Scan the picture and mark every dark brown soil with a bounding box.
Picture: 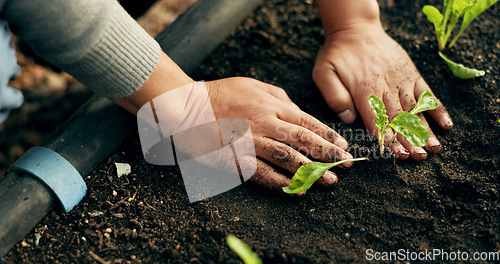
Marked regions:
[4,0,499,263]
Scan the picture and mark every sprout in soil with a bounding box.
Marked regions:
[226,235,262,264]
[282,158,369,194]
[368,90,439,155]
[422,0,498,78]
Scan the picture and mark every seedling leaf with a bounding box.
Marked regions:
[282,158,368,194]
[388,112,429,147]
[450,0,499,47]
[438,52,485,78]
[410,90,440,115]
[451,0,477,17]
[462,0,498,30]
[226,235,262,264]
[368,95,388,132]
[422,5,444,33]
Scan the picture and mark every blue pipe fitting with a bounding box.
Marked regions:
[8,146,87,212]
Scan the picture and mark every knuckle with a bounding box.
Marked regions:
[271,144,295,164]
[312,66,331,82]
[295,127,310,145]
[276,88,288,98]
[298,113,311,128]
[255,163,271,179]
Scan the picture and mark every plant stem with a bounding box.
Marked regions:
[378,125,388,155]
[327,157,370,170]
[440,14,460,50]
[378,133,385,155]
[388,133,397,148]
[441,0,452,32]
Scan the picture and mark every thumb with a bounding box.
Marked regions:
[312,64,356,123]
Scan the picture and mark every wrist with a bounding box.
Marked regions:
[112,52,194,114]
[315,0,382,38]
[323,21,385,43]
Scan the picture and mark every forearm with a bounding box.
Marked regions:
[111,52,194,115]
[315,0,382,36]
[2,0,167,98]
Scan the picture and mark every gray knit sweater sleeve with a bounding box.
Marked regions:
[1,0,161,98]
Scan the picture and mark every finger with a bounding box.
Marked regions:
[248,159,304,195]
[270,120,354,168]
[383,90,404,122]
[352,88,383,138]
[414,77,453,130]
[255,138,338,186]
[277,105,348,150]
[385,129,410,160]
[399,90,417,112]
[419,114,442,153]
[256,81,293,103]
[312,63,356,123]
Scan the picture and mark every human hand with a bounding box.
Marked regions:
[205,77,353,193]
[312,23,453,161]
[114,53,352,194]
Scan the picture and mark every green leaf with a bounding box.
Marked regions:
[226,235,262,264]
[282,158,369,194]
[422,5,444,32]
[438,52,485,78]
[368,95,388,132]
[410,90,440,115]
[388,112,429,147]
[462,0,498,30]
[450,0,499,47]
[452,0,477,16]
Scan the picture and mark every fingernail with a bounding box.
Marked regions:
[426,137,442,153]
[338,109,356,124]
[400,146,409,154]
[335,137,348,150]
[415,147,426,155]
[296,191,306,196]
[428,137,440,147]
[412,147,427,161]
[397,146,410,159]
[341,152,354,167]
[442,115,453,129]
[322,170,338,185]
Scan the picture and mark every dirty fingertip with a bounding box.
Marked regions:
[440,114,454,130]
[334,137,348,150]
[425,137,442,153]
[339,152,354,168]
[322,170,338,185]
[393,144,409,160]
[338,109,356,124]
[411,147,428,161]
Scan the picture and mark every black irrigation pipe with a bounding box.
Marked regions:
[0,0,262,257]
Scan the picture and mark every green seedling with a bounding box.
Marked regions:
[422,0,497,78]
[368,90,439,155]
[226,235,262,264]
[282,158,369,194]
